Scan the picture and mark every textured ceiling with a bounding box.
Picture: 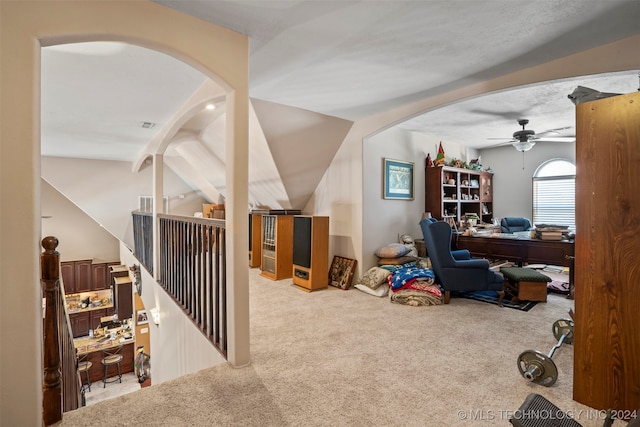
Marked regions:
[39,1,640,208]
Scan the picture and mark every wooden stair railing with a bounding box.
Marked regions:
[131,212,228,357]
[42,236,81,426]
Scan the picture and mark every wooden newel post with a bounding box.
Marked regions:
[41,236,62,426]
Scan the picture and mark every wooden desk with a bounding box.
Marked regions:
[457,233,574,267]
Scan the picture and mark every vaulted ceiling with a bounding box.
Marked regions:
[40,0,640,209]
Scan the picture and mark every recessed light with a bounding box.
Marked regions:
[140,121,156,129]
[206,104,215,110]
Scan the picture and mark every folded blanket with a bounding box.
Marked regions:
[390,289,443,306]
[389,267,435,290]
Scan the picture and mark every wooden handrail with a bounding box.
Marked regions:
[132,212,228,357]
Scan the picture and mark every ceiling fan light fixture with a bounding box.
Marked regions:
[513,140,535,152]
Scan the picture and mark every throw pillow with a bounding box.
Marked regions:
[374,243,411,259]
[355,283,389,297]
[377,256,417,265]
[356,266,392,290]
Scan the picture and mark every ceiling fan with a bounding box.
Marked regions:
[488,119,575,152]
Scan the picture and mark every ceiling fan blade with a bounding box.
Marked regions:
[485,140,516,149]
[487,137,513,140]
[532,136,575,142]
[469,108,527,120]
[534,126,574,137]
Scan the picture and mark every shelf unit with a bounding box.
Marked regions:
[260,214,294,280]
[425,166,493,226]
[249,213,262,268]
[291,216,329,292]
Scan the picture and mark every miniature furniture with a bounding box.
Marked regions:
[500,267,551,302]
[420,218,504,304]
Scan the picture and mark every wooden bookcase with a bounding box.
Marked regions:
[260,214,294,280]
[425,166,493,226]
[249,213,262,268]
[291,216,329,292]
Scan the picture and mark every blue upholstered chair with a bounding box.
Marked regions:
[420,218,504,304]
[500,217,532,233]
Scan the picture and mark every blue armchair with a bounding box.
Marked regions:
[500,217,532,233]
[420,218,504,304]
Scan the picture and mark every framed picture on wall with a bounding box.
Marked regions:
[136,309,149,326]
[383,158,414,200]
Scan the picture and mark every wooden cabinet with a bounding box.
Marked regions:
[573,91,640,412]
[74,260,92,292]
[69,307,116,338]
[249,213,262,268]
[70,312,90,338]
[62,260,120,294]
[89,308,108,331]
[61,259,92,294]
[60,261,75,294]
[260,215,294,280]
[425,166,493,226]
[291,216,329,291]
[113,276,133,321]
[91,263,109,290]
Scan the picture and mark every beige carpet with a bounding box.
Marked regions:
[61,268,622,426]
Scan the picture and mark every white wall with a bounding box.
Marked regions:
[479,142,576,222]
[1,2,249,424]
[119,245,227,384]
[42,157,207,249]
[361,128,478,270]
[41,179,120,262]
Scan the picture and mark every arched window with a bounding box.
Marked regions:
[532,159,575,229]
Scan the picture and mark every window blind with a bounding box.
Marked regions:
[532,175,575,229]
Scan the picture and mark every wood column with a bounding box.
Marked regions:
[41,237,62,425]
[573,90,640,412]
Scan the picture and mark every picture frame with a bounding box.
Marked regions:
[328,256,357,290]
[383,158,414,200]
[136,309,149,325]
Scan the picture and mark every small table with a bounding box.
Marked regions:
[501,267,551,302]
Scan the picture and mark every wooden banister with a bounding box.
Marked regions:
[41,236,81,426]
[132,212,228,357]
[42,236,63,425]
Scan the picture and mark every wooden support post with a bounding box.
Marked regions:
[41,236,62,426]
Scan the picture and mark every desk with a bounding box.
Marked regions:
[456,233,574,267]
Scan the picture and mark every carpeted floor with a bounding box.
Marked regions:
[61,268,624,427]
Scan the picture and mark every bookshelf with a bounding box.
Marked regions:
[425,166,493,226]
